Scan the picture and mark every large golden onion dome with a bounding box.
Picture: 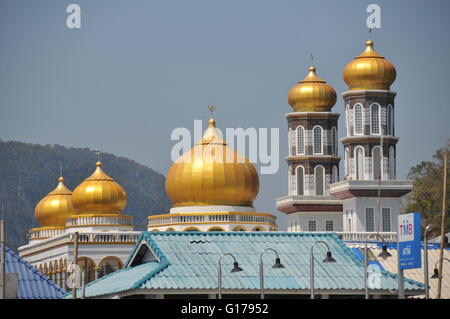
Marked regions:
[166,118,259,207]
[35,176,75,227]
[343,40,396,91]
[72,161,127,214]
[288,66,337,112]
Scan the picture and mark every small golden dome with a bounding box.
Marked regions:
[35,176,75,227]
[166,118,259,207]
[288,66,337,112]
[343,40,396,91]
[72,161,127,214]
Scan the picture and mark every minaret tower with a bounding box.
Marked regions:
[341,40,397,181]
[276,65,343,232]
[330,40,413,234]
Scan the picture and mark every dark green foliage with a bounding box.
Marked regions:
[404,139,450,237]
[0,140,171,250]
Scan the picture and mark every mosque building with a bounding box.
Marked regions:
[147,117,278,232]
[277,39,413,237]
[17,38,417,295]
[18,161,141,290]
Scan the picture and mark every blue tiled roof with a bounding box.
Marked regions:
[350,247,386,271]
[66,232,425,298]
[376,242,450,250]
[5,247,65,299]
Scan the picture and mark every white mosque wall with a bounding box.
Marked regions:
[286,211,343,232]
[341,197,402,233]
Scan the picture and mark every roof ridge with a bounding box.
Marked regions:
[131,233,170,289]
[61,262,137,299]
[145,230,347,237]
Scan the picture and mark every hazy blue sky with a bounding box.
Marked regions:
[1,0,449,229]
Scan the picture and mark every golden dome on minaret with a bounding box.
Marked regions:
[35,176,75,227]
[72,161,127,214]
[343,40,396,91]
[288,66,337,112]
[165,117,259,207]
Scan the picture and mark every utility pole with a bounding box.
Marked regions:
[424,225,432,299]
[72,232,79,299]
[437,153,448,299]
[397,238,405,299]
[81,267,86,299]
[0,220,5,299]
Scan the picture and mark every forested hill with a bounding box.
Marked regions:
[0,140,171,250]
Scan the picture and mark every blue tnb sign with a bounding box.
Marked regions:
[398,212,422,269]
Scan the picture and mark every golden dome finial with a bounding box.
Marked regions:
[208,118,216,128]
[343,39,396,91]
[59,163,63,180]
[207,105,216,128]
[287,64,336,112]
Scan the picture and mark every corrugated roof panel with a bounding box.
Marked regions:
[67,232,425,298]
[5,247,64,299]
[372,246,450,298]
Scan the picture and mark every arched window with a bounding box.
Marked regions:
[372,146,382,180]
[296,166,304,195]
[313,126,323,154]
[315,166,325,195]
[296,126,305,155]
[371,104,380,134]
[331,127,337,155]
[289,168,295,195]
[389,146,395,179]
[77,257,96,285]
[289,128,295,156]
[355,146,365,180]
[98,256,124,278]
[387,105,394,135]
[354,104,363,135]
[252,226,266,231]
[346,105,350,136]
[207,226,225,232]
[332,165,338,184]
[345,147,349,177]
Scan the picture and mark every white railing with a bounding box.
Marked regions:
[148,213,277,227]
[66,215,133,227]
[336,231,397,242]
[75,233,140,243]
[29,228,65,240]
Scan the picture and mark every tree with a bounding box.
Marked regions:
[404,139,450,238]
